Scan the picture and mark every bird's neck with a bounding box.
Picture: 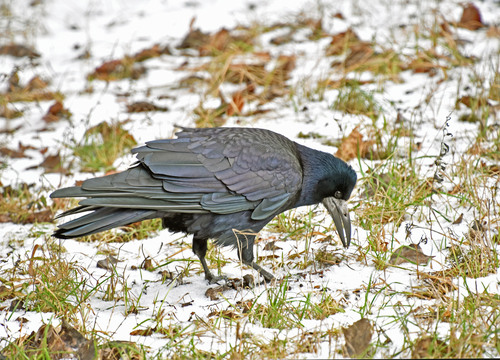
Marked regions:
[294,143,331,208]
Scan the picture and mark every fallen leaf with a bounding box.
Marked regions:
[343,318,373,357]
[177,27,210,50]
[335,126,375,162]
[133,44,171,62]
[130,328,154,336]
[99,341,143,360]
[326,29,360,56]
[263,241,282,251]
[467,219,485,243]
[42,100,70,123]
[37,154,66,174]
[226,90,245,116]
[205,285,231,300]
[141,257,155,271]
[3,321,94,360]
[0,43,40,58]
[458,3,483,31]
[412,336,448,358]
[20,209,53,224]
[389,244,433,266]
[26,76,48,91]
[0,147,26,158]
[97,255,120,270]
[243,274,255,288]
[126,101,168,113]
[452,213,464,225]
[343,42,374,70]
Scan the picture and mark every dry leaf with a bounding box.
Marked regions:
[205,284,231,300]
[467,219,485,243]
[458,3,483,31]
[335,126,375,162]
[0,43,40,58]
[130,328,154,336]
[389,244,433,266]
[263,241,282,251]
[412,336,448,358]
[133,44,170,62]
[37,154,66,174]
[226,90,245,116]
[42,100,70,123]
[343,318,373,357]
[343,42,374,70]
[97,255,120,270]
[0,147,26,158]
[3,321,94,360]
[452,213,464,225]
[326,29,360,56]
[141,257,155,271]
[20,209,53,224]
[126,101,168,113]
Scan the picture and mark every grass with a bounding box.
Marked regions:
[1,0,500,358]
[70,120,137,173]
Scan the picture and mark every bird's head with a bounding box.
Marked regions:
[317,158,357,248]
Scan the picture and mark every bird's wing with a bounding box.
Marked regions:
[171,127,303,219]
[53,128,303,220]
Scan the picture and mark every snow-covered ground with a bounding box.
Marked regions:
[1,0,499,358]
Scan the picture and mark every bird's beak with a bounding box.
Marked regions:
[322,197,351,248]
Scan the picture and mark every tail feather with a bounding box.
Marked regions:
[53,207,157,238]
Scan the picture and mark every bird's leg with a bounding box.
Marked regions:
[236,234,276,283]
[192,237,226,284]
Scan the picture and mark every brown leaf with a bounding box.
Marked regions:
[199,28,231,56]
[0,106,23,119]
[130,328,154,336]
[26,76,48,91]
[263,241,282,251]
[38,154,66,174]
[20,209,53,224]
[97,255,120,270]
[177,28,210,50]
[205,284,232,300]
[243,274,255,289]
[141,257,155,271]
[100,341,143,360]
[458,3,483,30]
[343,42,374,70]
[0,214,11,223]
[226,90,245,116]
[326,29,360,56]
[0,147,26,158]
[59,320,95,360]
[0,43,40,58]
[42,100,70,123]
[335,126,375,162]
[452,213,464,225]
[133,44,170,62]
[467,219,485,243]
[412,336,448,358]
[389,244,433,266]
[4,322,95,360]
[126,101,168,113]
[343,318,373,357]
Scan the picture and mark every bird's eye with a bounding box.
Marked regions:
[334,190,342,199]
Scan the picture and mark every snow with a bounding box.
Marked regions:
[1,0,499,357]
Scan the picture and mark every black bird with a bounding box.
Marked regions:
[51,127,357,283]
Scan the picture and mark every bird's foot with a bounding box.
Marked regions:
[205,272,228,285]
